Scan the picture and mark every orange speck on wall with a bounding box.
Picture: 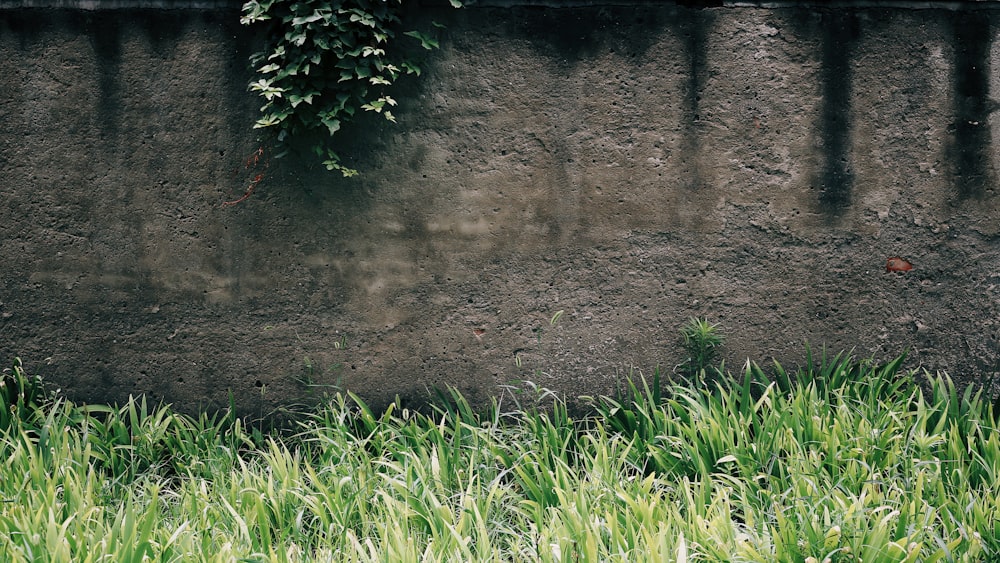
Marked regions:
[885,257,913,272]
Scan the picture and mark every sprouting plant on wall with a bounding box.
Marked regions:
[240,0,462,178]
[679,317,724,380]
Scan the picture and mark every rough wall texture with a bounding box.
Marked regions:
[2,3,999,415]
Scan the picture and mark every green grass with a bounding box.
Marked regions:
[0,353,997,562]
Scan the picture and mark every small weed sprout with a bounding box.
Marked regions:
[550,310,564,326]
[332,334,348,350]
[679,317,724,380]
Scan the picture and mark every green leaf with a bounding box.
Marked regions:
[249,79,286,100]
[348,11,375,27]
[401,61,421,76]
[291,12,324,26]
[253,115,281,128]
[321,116,341,135]
[404,30,438,50]
[245,0,465,175]
[266,45,285,60]
[288,92,315,108]
[715,454,738,465]
[323,153,358,177]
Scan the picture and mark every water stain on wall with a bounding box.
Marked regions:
[82,13,123,143]
[675,8,711,191]
[818,10,859,212]
[949,11,994,200]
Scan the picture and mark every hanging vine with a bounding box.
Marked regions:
[241,0,462,177]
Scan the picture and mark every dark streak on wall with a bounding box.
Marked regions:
[676,8,711,190]
[818,11,859,211]
[84,13,122,143]
[949,11,993,199]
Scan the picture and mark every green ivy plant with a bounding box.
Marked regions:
[241,0,461,177]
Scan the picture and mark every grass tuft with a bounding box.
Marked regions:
[1,353,998,561]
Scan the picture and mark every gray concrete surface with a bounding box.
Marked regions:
[2,3,998,415]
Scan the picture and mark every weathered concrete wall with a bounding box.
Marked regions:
[2,3,999,414]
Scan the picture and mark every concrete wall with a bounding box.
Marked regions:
[2,2,999,414]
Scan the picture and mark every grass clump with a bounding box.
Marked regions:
[1,354,998,561]
[679,317,724,381]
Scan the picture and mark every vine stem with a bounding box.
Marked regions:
[223,147,269,207]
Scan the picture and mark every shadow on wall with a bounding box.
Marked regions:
[501,6,715,192]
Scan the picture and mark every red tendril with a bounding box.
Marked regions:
[223,147,269,206]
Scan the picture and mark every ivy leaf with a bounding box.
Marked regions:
[321,116,341,135]
[404,30,438,50]
[291,12,324,26]
[267,45,286,60]
[288,92,316,108]
[323,150,358,177]
[249,79,286,100]
[254,111,287,128]
[243,0,462,176]
[286,31,308,46]
[361,96,396,114]
[240,13,270,25]
[240,0,272,24]
[347,10,375,27]
[401,61,421,76]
